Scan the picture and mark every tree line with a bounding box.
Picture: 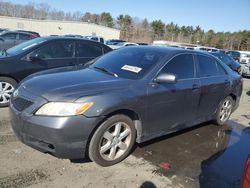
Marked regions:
[0,1,249,50]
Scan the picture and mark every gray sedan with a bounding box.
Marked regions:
[10,46,242,166]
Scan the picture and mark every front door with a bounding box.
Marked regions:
[146,54,200,136]
[23,40,76,78]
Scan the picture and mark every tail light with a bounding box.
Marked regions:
[242,157,250,188]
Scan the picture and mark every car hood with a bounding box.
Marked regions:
[21,68,133,102]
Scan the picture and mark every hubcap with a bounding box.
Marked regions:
[219,99,232,122]
[99,122,132,161]
[0,82,15,104]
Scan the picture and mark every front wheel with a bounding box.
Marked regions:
[88,115,136,166]
[0,77,17,107]
[214,96,234,126]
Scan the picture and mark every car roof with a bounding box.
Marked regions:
[39,36,112,49]
[126,45,215,57]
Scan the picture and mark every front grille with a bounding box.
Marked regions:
[12,97,33,111]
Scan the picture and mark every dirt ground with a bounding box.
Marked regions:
[0,78,249,188]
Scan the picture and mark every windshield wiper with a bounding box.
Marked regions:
[93,66,118,77]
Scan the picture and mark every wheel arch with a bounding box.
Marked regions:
[229,93,237,102]
[84,108,143,158]
[0,75,19,83]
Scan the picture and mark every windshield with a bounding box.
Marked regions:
[212,53,233,64]
[6,37,47,55]
[90,47,166,80]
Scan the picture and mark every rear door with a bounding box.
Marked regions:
[23,40,76,77]
[76,41,104,66]
[147,54,201,134]
[17,33,33,44]
[195,54,229,119]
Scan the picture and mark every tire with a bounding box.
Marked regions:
[88,114,136,166]
[0,77,17,107]
[214,96,234,126]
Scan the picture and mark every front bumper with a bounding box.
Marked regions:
[9,89,102,159]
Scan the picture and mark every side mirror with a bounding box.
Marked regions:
[154,73,177,84]
[28,52,40,61]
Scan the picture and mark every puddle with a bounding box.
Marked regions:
[133,121,250,187]
[0,169,49,188]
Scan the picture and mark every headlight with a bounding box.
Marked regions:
[35,102,93,116]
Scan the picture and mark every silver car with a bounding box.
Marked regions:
[242,62,250,77]
[0,31,36,51]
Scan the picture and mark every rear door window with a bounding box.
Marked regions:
[76,42,103,57]
[19,33,32,40]
[160,54,195,80]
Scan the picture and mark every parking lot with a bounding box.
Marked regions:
[0,78,249,188]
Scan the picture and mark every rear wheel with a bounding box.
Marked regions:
[214,96,234,126]
[88,115,136,166]
[0,77,17,107]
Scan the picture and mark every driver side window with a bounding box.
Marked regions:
[31,41,74,59]
[160,54,195,80]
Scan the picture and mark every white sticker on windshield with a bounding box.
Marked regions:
[121,65,142,73]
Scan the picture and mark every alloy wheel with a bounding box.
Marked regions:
[0,81,15,104]
[219,99,232,122]
[99,122,132,161]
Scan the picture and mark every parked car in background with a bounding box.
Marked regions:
[226,50,241,62]
[0,36,112,106]
[64,34,83,38]
[0,28,9,33]
[85,36,104,44]
[195,46,219,52]
[242,62,250,78]
[137,42,149,45]
[109,42,139,49]
[105,39,126,45]
[0,31,37,51]
[10,46,242,166]
[210,52,241,73]
[16,30,40,37]
[240,53,250,64]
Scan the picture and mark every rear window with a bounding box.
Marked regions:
[212,53,233,64]
[197,55,224,77]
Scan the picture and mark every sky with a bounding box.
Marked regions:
[6,0,250,32]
